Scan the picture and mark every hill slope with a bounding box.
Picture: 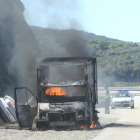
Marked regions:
[30,26,140,86]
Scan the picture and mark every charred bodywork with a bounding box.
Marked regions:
[14,57,99,129]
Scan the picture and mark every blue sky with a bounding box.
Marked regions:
[21,0,140,42]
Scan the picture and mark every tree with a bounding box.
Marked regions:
[98,39,108,50]
[124,53,131,60]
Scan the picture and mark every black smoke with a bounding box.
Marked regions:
[0,0,41,96]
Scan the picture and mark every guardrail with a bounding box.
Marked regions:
[98,87,140,96]
[133,93,140,96]
[98,87,140,91]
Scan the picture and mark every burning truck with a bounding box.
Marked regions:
[14,57,100,130]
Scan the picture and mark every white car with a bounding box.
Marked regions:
[110,90,134,109]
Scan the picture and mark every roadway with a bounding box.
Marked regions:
[93,93,140,140]
[97,89,140,108]
[0,90,140,140]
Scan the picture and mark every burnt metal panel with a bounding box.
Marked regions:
[38,57,96,65]
[41,96,86,103]
[14,87,38,128]
[49,121,75,126]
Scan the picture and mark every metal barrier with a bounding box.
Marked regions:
[98,87,140,96]
[98,87,140,91]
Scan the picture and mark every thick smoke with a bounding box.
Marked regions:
[0,0,41,96]
[31,1,90,82]
[22,0,88,57]
[0,0,91,98]
[10,1,40,95]
[59,30,89,57]
[48,30,90,82]
[0,0,90,99]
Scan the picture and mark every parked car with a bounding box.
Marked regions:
[110,90,134,109]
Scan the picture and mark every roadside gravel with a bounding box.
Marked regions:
[0,129,101,140]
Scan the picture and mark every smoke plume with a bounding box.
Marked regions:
[0,0,91,98]
[24,0,90,83]
[0,0,41,96]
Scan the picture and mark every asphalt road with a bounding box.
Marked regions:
[0,91,140,140]
[96,90,140,108]
[92,96,140,140]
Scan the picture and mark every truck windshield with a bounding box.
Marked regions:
[40,86,85,103]
[45,86,85,97]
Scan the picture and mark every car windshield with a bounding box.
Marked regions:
[114,91,131,97]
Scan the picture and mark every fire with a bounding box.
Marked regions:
[77,126,85,129]
[46,87,66,96]
[90,121,96,128]
[45,79,49,81]
[80,126,85,129]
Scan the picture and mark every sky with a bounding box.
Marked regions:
[21,0,140,42]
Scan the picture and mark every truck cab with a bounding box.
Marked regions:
[14,57,99,129]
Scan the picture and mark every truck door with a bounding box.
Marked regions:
[14,87,38,128]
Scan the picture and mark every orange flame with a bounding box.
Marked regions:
[45,79,49,81]
[90,121,96,128]
[80,126,85,129]
[46,87,66,96]
[77,125,85,129]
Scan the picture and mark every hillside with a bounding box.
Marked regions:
[30,26,140,86]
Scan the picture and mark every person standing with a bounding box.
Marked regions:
[104,85,110,114]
